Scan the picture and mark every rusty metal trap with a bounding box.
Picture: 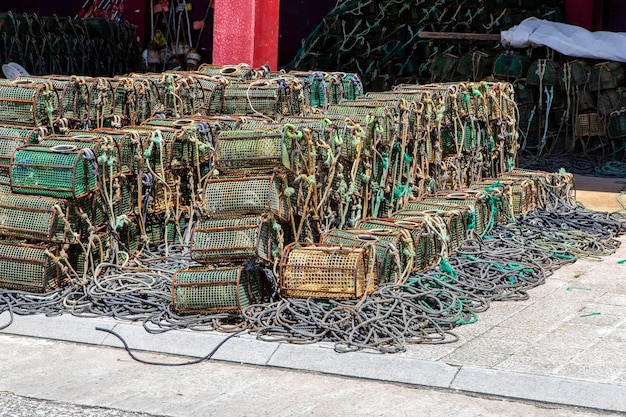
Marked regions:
[472,177,538,216]
[279,242,377,299]
[0,193,79,243]
[0,125,47,171]
[10,144,99,199]
[0,82,59,128]
[172,266,263,314]
[0,241,65,292]
[221,78,305,119]
[215,127,301,173]
[320,228,414,284]
[191,214,282,264]
[202,174,291,222]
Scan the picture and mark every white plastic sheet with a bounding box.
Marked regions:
[501,18,626,63]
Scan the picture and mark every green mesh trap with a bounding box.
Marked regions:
[10,145,99,199]
[280,242,377,299]
[416,191,491,237]
[0,193,78,242]
[338,72,364,101]
[392,208,467,254]
[607,111,626,139]
[68,129,142,175]
[222,78,305,119]
[0,83,59,127]
[198,63,258,80]
[202,174,290,222]
[320,228,414,284]
[575,113,607,138]
[112,77,160,125]
[526,60,559,86]
[39,136,121,180]
[216,128,297,173]
[191,214,280,264]
[493,52,530,79]
[597,88,626,117]
[589,61,625,92]
[0,241,63,292]
[355,217,438,272]
[559,60,590,88]
[172,266,263,314]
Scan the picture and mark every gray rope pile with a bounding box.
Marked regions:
[1,203,624,354]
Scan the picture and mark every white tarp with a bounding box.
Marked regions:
[501,17,626,63]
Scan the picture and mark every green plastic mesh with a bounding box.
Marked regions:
[203,175,290,221]
[493,52,530,79]
[40,136,121,179]
[68,129,140,175]
[112,78,160,125]
[526,60,559,86]
[589,62,625,92]
[0,84,59,127]
[0,193,77,242]
[597,88,626,117]
[338,73,364,101]
[191,215,277,264]
[11,145,98,199]
[320,228,411,284]
[0,242,62,292]
[416,194,490,237]
[172,266,262,314]
[607,112,626,139]
[280,243,376,299]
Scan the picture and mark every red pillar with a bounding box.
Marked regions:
[565,0,596,31]
[212,0,280,70]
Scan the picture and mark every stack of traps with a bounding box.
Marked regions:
[0,65,575,312]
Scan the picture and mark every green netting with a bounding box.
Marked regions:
[0,193,77,242]
[392,208,467,254]
[191,215,277,264]
[11,145,98,199]
[607,112,626,139]
[0,241,62,292]
[40,136,121,179]
[198,63,258,80]
[172,266,262,314]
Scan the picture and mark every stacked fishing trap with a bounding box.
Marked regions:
[0,62,578,319]
[0,12,141,77]
[287,0,626,162]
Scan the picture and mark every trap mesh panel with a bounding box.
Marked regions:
[607,111,626,139]
[39,136,121,179]
[492,52,530,79]
[112,77,160,125]
[188,74,226,115]
[68,231,109,275]
[124,126,173,171]
[0,83,59,127]
[69,129,142,175]
[356,217,437,272]
[216,129,296,172]
[87,178,133,227]
[338,73,364,101]
[191,215,278,264]
[416,193,490,237]
[0,193,77,242]
[0,241,62,292]
[280,243,377,299]
[392,209,467,254]
[198,63,258,80]
[0,127,42,171]
[156,73,200,116]
[222,79,304,119]
[327,104,394,146]
[203,175,290,221]
[472,178,537,215]
[526,60,559,86]
[589,62,625,92]
[172,266,262,314]
[320,228,412,284]
[10,145,98,199]
[597,88,626,117]
[559,60,589,88]
[575,113,607,138]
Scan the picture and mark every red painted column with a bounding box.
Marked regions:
[212,0,280,69]
[565,0,595,30]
